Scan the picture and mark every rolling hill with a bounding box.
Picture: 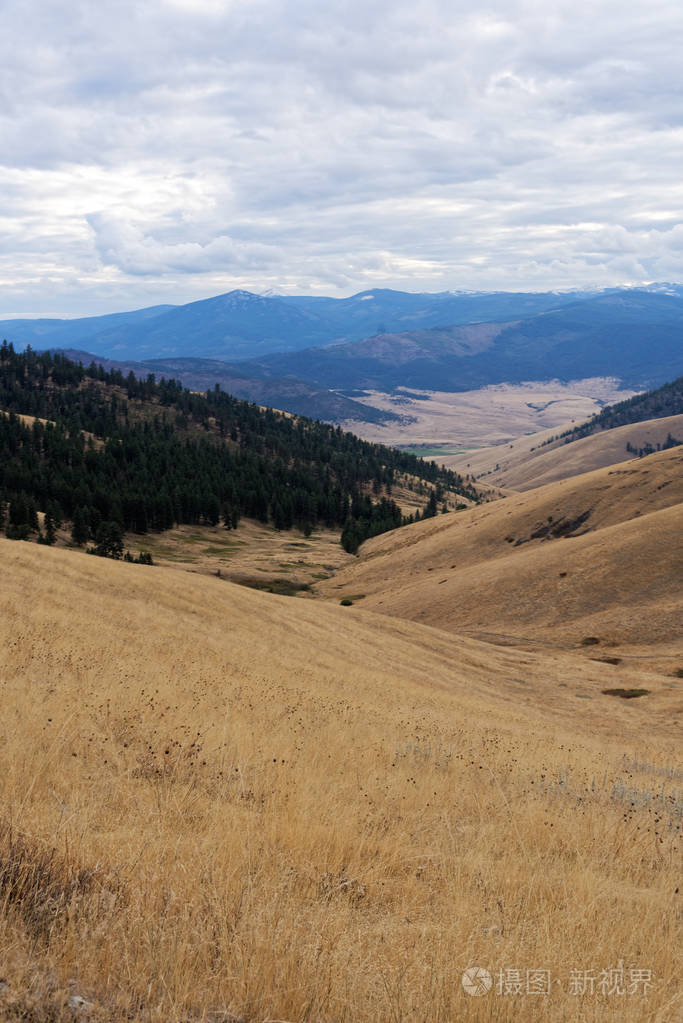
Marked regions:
[1,315,681,1021]
[0,528,680,1021]
[55,349,396,424]
[0,346,478,557]
[548,373,683,445]
[319,446,683,662]
[443,413,683,491]
[442,374,683,490]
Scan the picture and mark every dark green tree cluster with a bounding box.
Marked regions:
[0,343,479,552]
[340,487,445,554]
[341,496,405,554]
[625,433,682,458]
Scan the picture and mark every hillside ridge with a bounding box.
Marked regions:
[443,412,683,490]
[319,446,683,663]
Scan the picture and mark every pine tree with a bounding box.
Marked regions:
[44,510,57,545]
[423,490,438,518]
[71,507,90,546]
[341,519,361,555]
[92,521,124,559]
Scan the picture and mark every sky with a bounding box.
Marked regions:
[2,0,683,317]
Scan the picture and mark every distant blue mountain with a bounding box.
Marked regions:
[1,286,680,396]
[0,287,618,362]
[1,291,348,361]
[278,287,609,335]
[0,305,173,351]
[245,291,683,393]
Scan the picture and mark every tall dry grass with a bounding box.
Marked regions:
[0,539,680,1021]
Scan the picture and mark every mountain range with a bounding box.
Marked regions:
[2,285,682,425]
[247,291,683,393]
[0,287,615,361]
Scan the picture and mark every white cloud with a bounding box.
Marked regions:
[1,0,683,314]
[86,213,281,275]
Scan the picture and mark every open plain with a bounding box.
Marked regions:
[340,378,635,454]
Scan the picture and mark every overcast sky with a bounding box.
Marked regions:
[2,0,683,316]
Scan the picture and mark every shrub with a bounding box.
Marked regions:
[601,688,650,699]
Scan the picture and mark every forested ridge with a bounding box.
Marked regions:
[544,374,683,447]
[0,343,478,554]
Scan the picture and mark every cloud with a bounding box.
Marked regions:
[86,214,281,276]
[1,0,683,314]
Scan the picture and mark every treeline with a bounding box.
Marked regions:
[625,433,682,458]
[340,489,443,554]
[541,375,683,447]
[0,343,478,552]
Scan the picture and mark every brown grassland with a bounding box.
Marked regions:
[340,379,633,453]
[0,449,681,1021]
[441,414,683,492]
[320,447,683,671]
[39,471,460,597]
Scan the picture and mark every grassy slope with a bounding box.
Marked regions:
[442,413,683,491]
[319,447,683,669]
[0,537,680,1021]
[117,472,461,592]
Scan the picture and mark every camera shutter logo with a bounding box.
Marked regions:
[462,967,493,996]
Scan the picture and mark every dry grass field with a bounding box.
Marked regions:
[119,518,353,595]
[1,499,681,1021]
[441,414,683,492]
[340,378,634,453]
[320,446,683,671]
[41,474,458,596]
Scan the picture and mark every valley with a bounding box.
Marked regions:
[0,306,681,1022]
[5,0,683,1013]
[1,523,680,1021]
[339,377,635,453]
